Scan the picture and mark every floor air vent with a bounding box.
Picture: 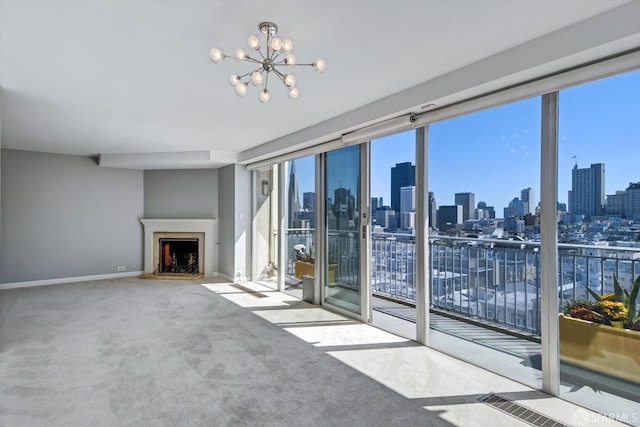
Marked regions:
[477,393,568,427]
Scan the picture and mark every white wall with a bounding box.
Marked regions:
[0,149,144,283]
[217,164,252,281]
[218,164,235,279]
[234,164,251,280]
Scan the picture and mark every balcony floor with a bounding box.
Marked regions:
[371,296,640,425]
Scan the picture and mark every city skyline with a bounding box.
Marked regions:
[291,70,639,214]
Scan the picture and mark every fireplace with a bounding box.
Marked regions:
[158,236,200,274]
[140,219,216,278]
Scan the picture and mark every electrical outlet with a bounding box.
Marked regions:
[117,266,125,271]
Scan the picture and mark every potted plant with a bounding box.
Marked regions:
[587,274,640,328]
[293,244,336,285]
[559,275,640,383]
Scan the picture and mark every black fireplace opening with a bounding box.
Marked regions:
[159,238,199,274]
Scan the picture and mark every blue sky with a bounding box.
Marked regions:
[293,70,639,213]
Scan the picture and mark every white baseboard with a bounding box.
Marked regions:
[0,271,144,290]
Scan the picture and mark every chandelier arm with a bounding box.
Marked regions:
[237,56,263,65]
[269,50,282,63]
[271,68,288,85]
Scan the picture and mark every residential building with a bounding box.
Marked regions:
[625,182,640,220]
[569,163,605,217]
[606,190,625,217]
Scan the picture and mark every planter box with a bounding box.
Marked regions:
[294,261,336,286]
[559,315,640,384]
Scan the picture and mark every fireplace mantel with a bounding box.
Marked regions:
[140,219,216,277]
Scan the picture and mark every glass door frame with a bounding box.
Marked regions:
[318,143,372,323]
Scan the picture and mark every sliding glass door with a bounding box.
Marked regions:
[323,144,369,317]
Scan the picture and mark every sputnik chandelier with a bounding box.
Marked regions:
[209,21,326,103]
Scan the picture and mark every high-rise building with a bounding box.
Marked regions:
[400,186,415,214]
[303,192,315,211]
[375,206,396,228]
[400,186,416,229]
[625,182,640,220]
[401,212,416,229]
[287,161,301,228]
[332,186,354,230]
[438,205,463,231]
[504,197,525,218]
[390,162,415,226]
[477,201,496,219]
[371,196,383,218]
[454,192,475,222]
[569,163,605,217]
[428,192,437,229]
[521,187,535,215]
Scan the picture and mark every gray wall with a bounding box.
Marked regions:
[143,169,218,219]
[144,169,219,274]
[218,164,235,279]
[0,149,144,283]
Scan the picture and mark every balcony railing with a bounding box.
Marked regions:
[285,228,640,336]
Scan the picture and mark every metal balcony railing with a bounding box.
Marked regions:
[284,228,640,336]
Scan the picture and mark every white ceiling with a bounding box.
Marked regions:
[1,0,638,169]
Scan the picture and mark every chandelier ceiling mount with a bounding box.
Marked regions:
[209,21,326,103]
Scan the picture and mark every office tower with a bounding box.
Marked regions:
[504,217,525,235]
[401,212,416,229]
[454,192,475,222]
[375,206,396,228]
[504,197,525,218]
[476,201,495,219]
[625,182,640,219]
[428,192,437,229]
[332,186,353,230]
[287,161,301,228]
[400,186,415,215]
[371,196,383,217]
[303,192,315,211]
[569,163,605,217]
[400,186,416,229]
[438,205,463,231]
[391,162,415,226]
[521,187,535,215]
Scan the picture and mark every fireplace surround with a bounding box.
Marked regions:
[140,219,216,277]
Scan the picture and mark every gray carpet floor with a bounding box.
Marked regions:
[0,278,451,427]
